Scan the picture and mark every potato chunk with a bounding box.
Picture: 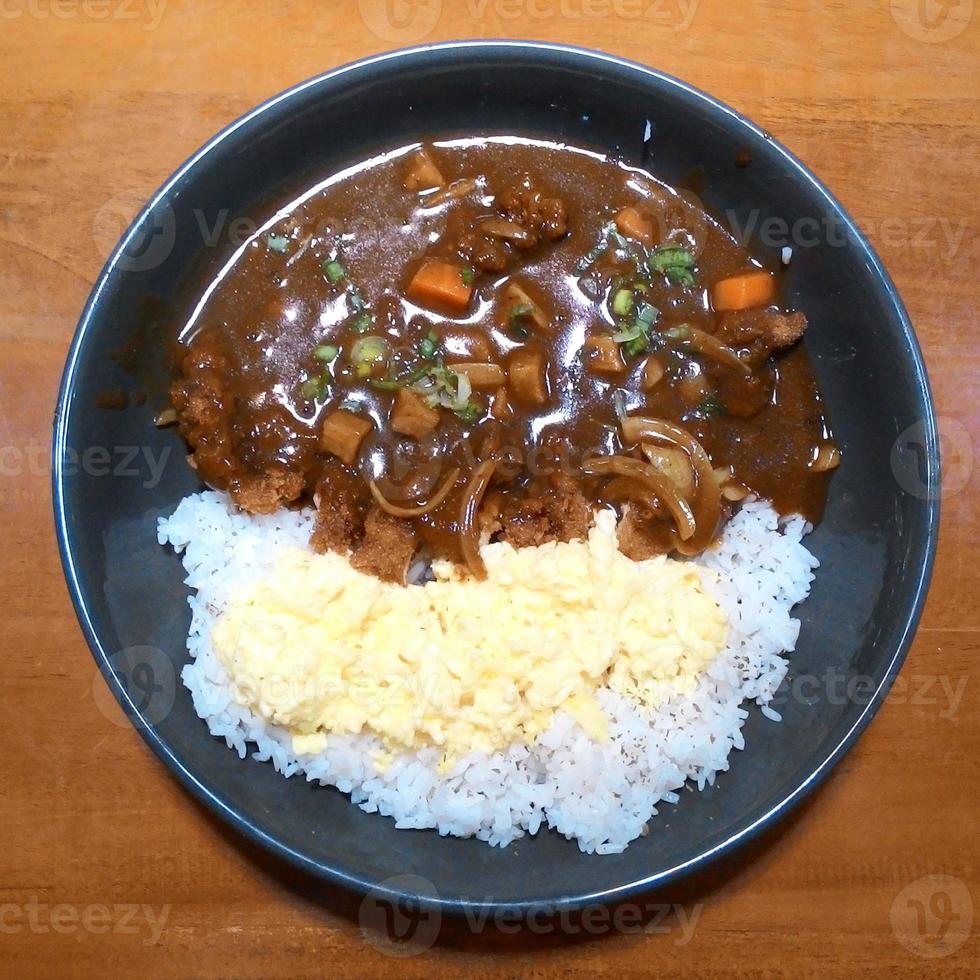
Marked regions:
[390,389,439,440]
[449,362,507,388]
[508,349,548,406]
[403,147,445,192]
[642,356,664,390]
[585,335,625,375]
[320,409,373,466]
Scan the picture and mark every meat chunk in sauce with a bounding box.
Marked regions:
[170,137,835,583]
[457,174,568,273]
[350,507,418,585]
[310,462,369,555]
[714,308,808,367]
[616,504,673,561]
[487,473,592,550]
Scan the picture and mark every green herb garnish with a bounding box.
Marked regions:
[697,393,726,417]
[612,303,660,358]
[418,330,440,359]
[266,234,289,254]
[351,311,373,333]
[299,373,331,401]
[611,288,634,316]
[453,400,483,423]
[313,344,338,362]
[322,258,346,284]
[461,266,476,286]
[508,303,534,339]
[648,246,696,287]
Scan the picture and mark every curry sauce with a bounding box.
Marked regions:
[170,136,837,581]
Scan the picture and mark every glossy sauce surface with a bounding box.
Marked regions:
[172,137,834,571]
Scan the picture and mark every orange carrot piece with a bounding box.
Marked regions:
[406,259,473,313]
[614,206,655,245]
[710,270,776,311]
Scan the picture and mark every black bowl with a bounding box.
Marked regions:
[54,42,939,916]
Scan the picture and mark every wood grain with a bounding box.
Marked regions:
[0,1,976,975]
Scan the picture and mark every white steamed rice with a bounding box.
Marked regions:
[158,492,817,854]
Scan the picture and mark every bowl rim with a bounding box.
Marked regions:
[53,39,940,916]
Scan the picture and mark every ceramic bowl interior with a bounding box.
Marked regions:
[54,42,938,913]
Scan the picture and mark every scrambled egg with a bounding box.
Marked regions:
[212,510,728,767]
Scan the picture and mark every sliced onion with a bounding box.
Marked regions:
[424,178,477,206]
[601,476,667,517]
[458,459,496,579]
[684,327,751,374]
[369,468,461,518]
[621,415,722,554]
[642,443,694,498]
[479,218,533,245]
[581,455,696,540]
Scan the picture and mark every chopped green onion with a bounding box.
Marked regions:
[666,266,696,287]
[350,335,390,369]
[648,246,697,287]
[349,286,366,310]
[265,234,289,253]
[454,400,482,423]
[461,266,476,286]
[313,344,338,362]
[351,311,373,333]
[623,334,651,359]
[611,288,633,316]
[322,258,346,284]
[665,324,692,341]
[509,303,534,338]
[418,330,440,359]
[299,373,330,401]
[649,246,695,271]
[636,302,659,326]
[339,397,360,412]
[697,393,726,417]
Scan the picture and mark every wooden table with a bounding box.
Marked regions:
[1,1,976,976]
